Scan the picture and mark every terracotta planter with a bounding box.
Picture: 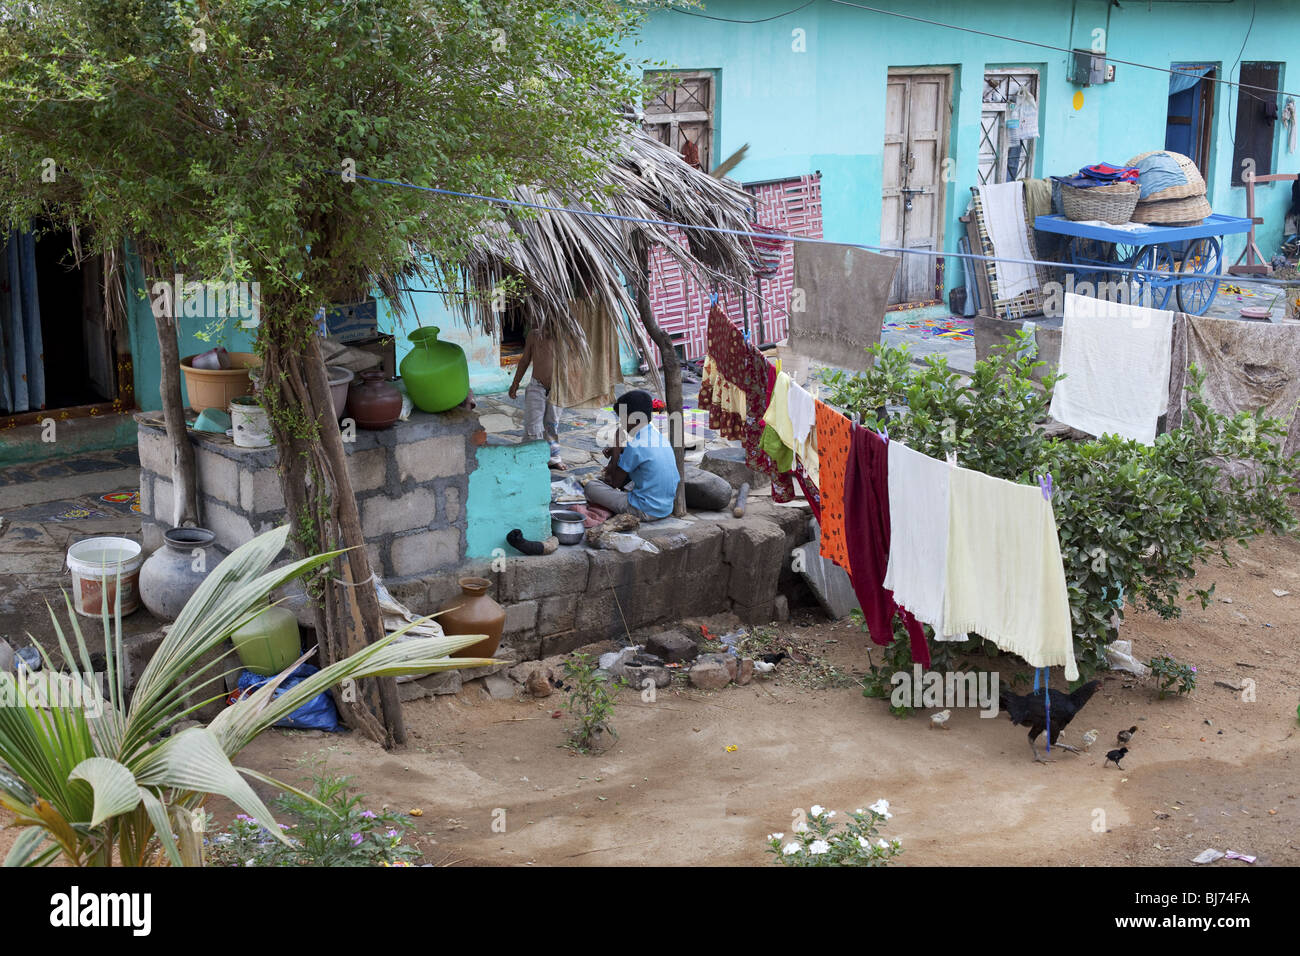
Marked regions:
[436,577,505,659]
[181,351,260,413]
[345,370,402,429]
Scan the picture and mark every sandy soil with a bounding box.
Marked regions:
[3,529,1297,867]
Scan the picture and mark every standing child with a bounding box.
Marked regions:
[508,327,564,469]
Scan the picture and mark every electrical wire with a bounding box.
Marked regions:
[671,0,1300,103]
[669,0,818,23]
[336,169,1297,289]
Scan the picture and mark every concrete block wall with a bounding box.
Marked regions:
[136,407,484,581]
[397,503,811,662]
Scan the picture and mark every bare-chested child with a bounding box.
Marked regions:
[508,327,564,469]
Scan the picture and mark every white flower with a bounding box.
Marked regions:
[793,820,808,833]
[809,840,831,855]
[810,805,825,817]
[767,833,784,841]
[782,843,801,856]
[825,810,836,819]
[869,799,892,819]
[854,808,865,816]
[877,839,889,849]
[857,836,870,849]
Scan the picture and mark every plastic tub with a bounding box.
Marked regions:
[66,536,142,618]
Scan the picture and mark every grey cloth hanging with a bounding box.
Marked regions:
[1,229,46,413]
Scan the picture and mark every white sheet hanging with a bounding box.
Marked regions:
[976,182,1038,300]
[1049,292,1174,445]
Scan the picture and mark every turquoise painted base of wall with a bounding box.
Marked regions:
[0,414,138,465]
[465,439,553,557]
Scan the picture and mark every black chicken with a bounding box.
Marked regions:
[1000,680,1102,763]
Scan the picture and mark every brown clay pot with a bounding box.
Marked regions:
[345,369,402,429]
[437,577,506,659]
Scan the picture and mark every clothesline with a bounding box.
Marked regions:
[336,170,1298,289]
[695,303,1079,680]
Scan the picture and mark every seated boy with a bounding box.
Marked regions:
[584,389,678,521]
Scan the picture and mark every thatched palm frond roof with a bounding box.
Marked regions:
[396,123,762,360]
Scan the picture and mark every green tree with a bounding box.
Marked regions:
[0,0,649,744]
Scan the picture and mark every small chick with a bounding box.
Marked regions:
[929,709,951,730]
[753,660,777,675]
[1104,746,1128,769]
[1117,725,1138,745]
[1080,729,1099,751]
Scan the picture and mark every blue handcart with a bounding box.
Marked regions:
[1033,213,1254,315]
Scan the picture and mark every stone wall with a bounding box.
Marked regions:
[135,407,484,582]
[401,502,812,661]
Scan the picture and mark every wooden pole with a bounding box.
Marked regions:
[634,241,687,517]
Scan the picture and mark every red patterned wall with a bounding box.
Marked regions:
[648,173,823,360]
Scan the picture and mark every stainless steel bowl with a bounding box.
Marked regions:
[550,509,586,546]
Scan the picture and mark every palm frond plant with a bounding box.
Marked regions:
[0,526,494,867]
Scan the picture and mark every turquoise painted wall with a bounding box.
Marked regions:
[626,0,1300,291]
[465,439,552,557]
[126,252,259,413]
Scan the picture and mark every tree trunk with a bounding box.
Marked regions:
[635,245,687,517]
[150,283,200,528]
[259,302,406,748]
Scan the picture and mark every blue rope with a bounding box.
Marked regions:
[1034,667,1052,753]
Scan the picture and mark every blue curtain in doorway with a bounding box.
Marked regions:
[0,229,46,413]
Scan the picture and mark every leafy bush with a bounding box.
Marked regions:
[562,653,623,753]
[826,335,1299,680]
[1148,656,1198,699]
[767,802,902,867]
[207,767,419,867]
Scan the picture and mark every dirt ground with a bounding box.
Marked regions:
[3,529,1297,867]
[214,529,1298,868]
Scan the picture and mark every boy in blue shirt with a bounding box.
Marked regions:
[584,389,678,521]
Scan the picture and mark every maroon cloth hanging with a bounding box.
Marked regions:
[842,425,931,667]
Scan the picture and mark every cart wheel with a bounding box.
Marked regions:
[1125,244,1176,311]
[1065,236,1120,286]
[1176,237,1222,315]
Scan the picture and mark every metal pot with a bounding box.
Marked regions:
[550,509,586,546]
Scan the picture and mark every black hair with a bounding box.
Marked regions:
[614,389,654,431]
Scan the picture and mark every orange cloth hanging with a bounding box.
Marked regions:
[815,399,852,573]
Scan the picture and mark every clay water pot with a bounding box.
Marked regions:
[139,527,222,620]
[400,326,469,412]
[345,369,403,429]
[436,577,506,659]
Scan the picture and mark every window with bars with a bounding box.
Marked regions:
[978,71,1039,185]
[644,70,715,172]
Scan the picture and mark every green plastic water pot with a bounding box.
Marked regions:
[400,326,469,413]
[230,605,301,676]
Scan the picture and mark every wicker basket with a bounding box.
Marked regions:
[1060,181,1139,224]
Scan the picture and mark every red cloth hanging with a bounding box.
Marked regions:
[842,425,931,667]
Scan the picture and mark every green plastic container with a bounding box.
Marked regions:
[230,605,301,676]
[400,326,469,413]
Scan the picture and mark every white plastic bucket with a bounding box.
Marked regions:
[230,396,271,448]
[66,537,142,618]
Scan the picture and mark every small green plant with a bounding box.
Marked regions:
[562,653,623,753]
[767,802,902,867]
[207,767,419,867]
[1148,656,1198,699]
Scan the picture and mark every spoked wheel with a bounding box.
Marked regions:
[1065,236,1121,285]
[1176,236,1222,315]
[1122,244,1176,310]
